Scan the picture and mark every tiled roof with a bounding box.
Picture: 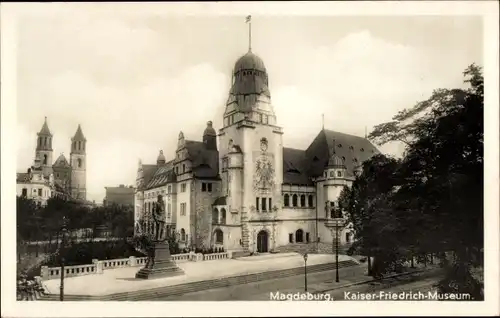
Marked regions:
[146,166,176,190]
[16,172,30,183]
[305,129,380,178]
[282,148,313,185]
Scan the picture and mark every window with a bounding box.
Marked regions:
[77,158,82,168]
[167,203,171,218]
[168,185,172,194]
[180,228,186,241]
[256,197,259,211]
[338,144,342,148]
[292,194,298,207]
[180,203,186,216]
[259,113,263,123]
[38,188,42,197]
[202,183,207,192]
[43,154,48,165]
[175,166,179,174]
[346,232,351,243]
[56,173,60,178]
[207,183,212,192]
[21,188,27,197]
[284,194,289,207]
[324,171,327,178]
[212,208,219,224]
[181,183,186,192]
[264,115,268,124]
[215,229,223,244]
[360,148,365,152]
[306,232,310,243]
[261,197,266,211]
[182,164,186,173]
[268,198,272,211]
[295,229,304,243]
[337,171,342,177]
[329,171,334,177]
[220,208,226,224]
[308,195,313,207]
[300,195,306,207]
[288,233,293,243]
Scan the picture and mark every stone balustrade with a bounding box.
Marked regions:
[40,252,230,280]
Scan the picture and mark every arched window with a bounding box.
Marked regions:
[214,229,223,244]
[295,229,304,243]
[77,158,82,168]
[220,208,226,224]
[284,194,289,207]
[43,154,48,165]
[292,194,298,207]
[308,195,314,207]
[180,228,186,241]
[44,137,47,146]
[300,195,306,207]
[21,188,27,197]
[212,208,219,224]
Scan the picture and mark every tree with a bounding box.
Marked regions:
[351,64,484,296]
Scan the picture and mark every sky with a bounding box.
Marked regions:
[15,14,483,203]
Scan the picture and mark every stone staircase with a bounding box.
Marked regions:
[275,242,351,255]
[39,259,359,301]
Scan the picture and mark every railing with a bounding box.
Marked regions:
[203,252,229,261]
[40,251,231,281]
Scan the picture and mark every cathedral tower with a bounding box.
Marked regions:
[35,117,54,177]
[70,124,87,200]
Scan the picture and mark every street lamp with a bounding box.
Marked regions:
[59,216,68,301]
[335,220,340,283]
[303,253,308,292]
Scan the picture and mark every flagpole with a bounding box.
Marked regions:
[248,18,252,52]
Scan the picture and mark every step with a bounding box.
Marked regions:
[40,260,358,301]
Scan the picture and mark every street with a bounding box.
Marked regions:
[154,265,442,301]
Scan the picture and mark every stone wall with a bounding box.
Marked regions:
[192,179,222,249]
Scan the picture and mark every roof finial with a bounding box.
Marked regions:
[333,139,336,155]
[246,15,252,52]
[322,113,324,130]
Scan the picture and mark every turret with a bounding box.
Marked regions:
[35,117,54,176]
[203,121,217,151]
[70,124,87,200]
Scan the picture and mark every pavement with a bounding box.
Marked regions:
[42,252,354,296]
[157,263,442,301]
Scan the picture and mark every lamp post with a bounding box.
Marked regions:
[59,216,68,301]
[335,221,340,283]
[303,253,308,292]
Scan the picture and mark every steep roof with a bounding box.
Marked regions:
[146,160,176,190]
[185,140,219,179]
[72,124,86,141]
[38,117,52,136]
[137,164,158,191]
[53,154,70,168]
[305,129,380,178]
[282,147,313,185]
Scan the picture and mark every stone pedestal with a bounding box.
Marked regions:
[135,242,184,279]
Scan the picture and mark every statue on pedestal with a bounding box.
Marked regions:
[152,195,166,242]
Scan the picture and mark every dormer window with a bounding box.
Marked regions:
[338,144,342,148]
[360,148,365,152]
[329,171,334,178]
[337,171,342,178]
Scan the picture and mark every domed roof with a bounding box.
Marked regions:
[234,51,267,73]
[328,154,346,169]
[203,121,216,136]
[157,150,166,165]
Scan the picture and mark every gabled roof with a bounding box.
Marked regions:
[184,140,219,179]
[137,164,158,191]
[146,160,176,190]
[53,154,70,168]
[305,129,380,178]
[282,147,313,185]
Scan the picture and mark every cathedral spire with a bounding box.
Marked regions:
[38,116,52,136]
[246,15,252,52]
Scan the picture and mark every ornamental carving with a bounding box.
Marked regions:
[253,154,275,192]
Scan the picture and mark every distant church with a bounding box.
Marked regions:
[16,117,88,204]
[135,24,380,253]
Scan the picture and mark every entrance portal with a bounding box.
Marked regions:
[256,230,269,253]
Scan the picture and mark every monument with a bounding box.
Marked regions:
[135,195,184,279]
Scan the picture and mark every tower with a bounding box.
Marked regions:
[219,16,284,252]
[70,124,87,200]
[35,117,54,177]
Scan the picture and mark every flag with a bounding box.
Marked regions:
[246,15,251,23]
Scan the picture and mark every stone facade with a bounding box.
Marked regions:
[134,49,380,253]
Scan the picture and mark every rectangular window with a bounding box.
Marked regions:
[306,232,310,243]
[168,185,172,194]
[256,197,259,211]
[38,189,42,196]
[264,115,268,124]
[268,198,272,211]
[259,113,263,123]
[202,183,207,192]
[207,183,212,192]
[181,183,186,192]
[180,203,186,216]
[261,197,266,211]
[289,233,293,243]
[167,204,171,218]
